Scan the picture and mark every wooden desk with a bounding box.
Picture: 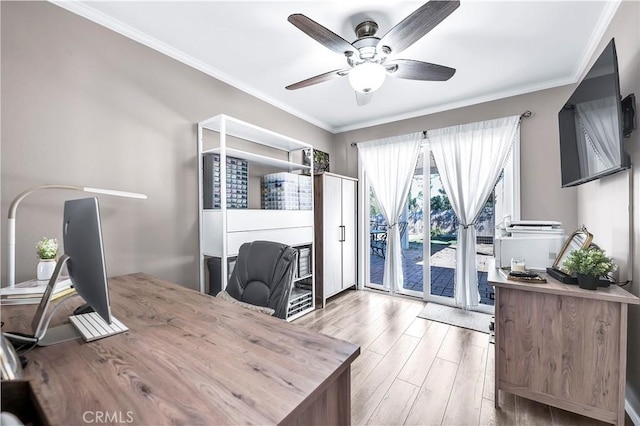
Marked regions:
[488,264,639,425]
[1,273,360,425]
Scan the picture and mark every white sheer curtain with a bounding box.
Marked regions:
[494,131,520,223]
[575,96,620,174]
[427,116,520,309]
[358,133,422,293]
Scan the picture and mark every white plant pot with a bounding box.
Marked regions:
[37,259,57,281]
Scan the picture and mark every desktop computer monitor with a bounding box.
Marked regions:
[26,197,112,344]
[6,197,124,347]
[63,197,111,324]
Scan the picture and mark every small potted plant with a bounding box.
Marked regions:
[36,237,58,281]
[562,246,613,290]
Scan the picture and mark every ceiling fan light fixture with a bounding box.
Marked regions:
[348,62,386,93]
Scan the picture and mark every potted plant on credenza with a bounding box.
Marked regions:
[562,246,613,290]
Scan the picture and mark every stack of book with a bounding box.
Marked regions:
[498,268,547,284]
[1,277,75,305]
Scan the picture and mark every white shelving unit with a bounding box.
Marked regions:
[203,147,305,170]
[197,114,315,321]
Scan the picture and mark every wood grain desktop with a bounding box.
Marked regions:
[1,273,360,425]
[488,262,639,425]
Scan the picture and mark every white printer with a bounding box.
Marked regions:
[494,220,565,271]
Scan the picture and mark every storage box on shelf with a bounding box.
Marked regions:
[262,172,299,210]
[288,282,313,318]
[288,244,313,319]
[298,246,311,277]
[298,175,313,210]
[205,256,237,296]
[203,154,248,209]
[261,173,313,210]
[197,114,316,321]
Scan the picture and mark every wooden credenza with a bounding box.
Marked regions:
[1,273,360,425]
[488,264,639,425]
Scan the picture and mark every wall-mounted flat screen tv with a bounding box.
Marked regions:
[558,38,631,188]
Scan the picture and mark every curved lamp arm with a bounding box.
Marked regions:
[6,184,147,287]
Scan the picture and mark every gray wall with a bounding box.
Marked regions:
[575,0,640,414]
[1,1,334,289]
[333,84,578,232]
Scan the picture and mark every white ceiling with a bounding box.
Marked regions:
[53,1,619,133]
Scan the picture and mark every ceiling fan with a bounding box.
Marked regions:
[286,0,460,106]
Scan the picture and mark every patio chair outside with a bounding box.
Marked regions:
[371,221,408,259]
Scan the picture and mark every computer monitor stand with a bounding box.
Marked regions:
[30,255,83,346]
[37,324,82,346]
[10,255,127,347]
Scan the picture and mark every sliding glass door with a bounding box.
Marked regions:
[361,139,518,314]
[426,153,498,312]
[366,150,426,298]
[426,156,456,305]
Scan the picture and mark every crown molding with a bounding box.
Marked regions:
[48,1,336,133]
[570,0,621,83]
[48,0,622,136]
[332,75,576,134]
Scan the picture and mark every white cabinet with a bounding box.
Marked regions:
[314,173,357,307]
[197,114,315,321]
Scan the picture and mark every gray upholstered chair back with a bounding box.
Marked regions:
[225,240,298,319]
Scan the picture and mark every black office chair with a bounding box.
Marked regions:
[222,240,297,319]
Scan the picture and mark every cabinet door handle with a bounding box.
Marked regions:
[340,225,345,242]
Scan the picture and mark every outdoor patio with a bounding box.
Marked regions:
[369,242,495,306]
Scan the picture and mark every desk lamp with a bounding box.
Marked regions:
[6,184,147,287]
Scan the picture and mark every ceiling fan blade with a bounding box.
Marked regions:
[378,0,460,56]
[288,14,357,57]
[386,59,455,81]
[286,68,350,90]
[355,91,373,106]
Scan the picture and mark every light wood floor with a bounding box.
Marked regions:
[295,289,630,426]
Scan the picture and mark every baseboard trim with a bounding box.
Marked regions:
[627,396,640,425]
